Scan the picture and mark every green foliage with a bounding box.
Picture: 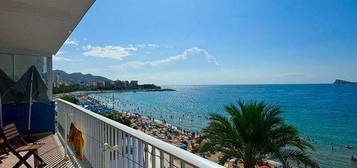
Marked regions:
[53,83,163,94]
[200,100,319,168]
[101,113,131,126]
[60,95,79,104]
[53,84,80,94]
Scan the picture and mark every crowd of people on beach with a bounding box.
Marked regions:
[89,94,209,132]
[77,95,203,154]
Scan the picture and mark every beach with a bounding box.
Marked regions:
[77,96,204,154]
[86,84,357,168]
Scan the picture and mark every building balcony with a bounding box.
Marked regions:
[55,99,223,168]
[1,99,223,168]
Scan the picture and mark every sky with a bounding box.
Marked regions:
[53,0,357,85]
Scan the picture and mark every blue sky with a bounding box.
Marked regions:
[53,0,357,85]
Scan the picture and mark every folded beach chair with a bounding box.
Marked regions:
[0,137,8,154]
[0,123,46,168]
[0,137,8,164]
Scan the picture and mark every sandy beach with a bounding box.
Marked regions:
[83,95,200,149]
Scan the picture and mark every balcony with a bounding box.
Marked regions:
[1,134,74,168]
[0,0,224,167]
[54,99,223,168]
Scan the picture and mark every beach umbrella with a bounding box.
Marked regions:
[152,129,160,133]
[259,166,270,168]
[172,138,180,144]
[13,66,49,132]
[0,69,16,127]
[178,143,187,149]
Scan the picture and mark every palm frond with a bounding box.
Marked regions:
[277,149,320,168]
[200,100,318,168]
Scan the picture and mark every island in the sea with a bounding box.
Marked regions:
[333,79,357,84]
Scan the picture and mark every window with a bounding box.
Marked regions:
[0,54,49,86]
[0,53,14,78]
[14,55,48,85]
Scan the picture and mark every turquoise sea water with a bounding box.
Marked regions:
[90,84,357,168]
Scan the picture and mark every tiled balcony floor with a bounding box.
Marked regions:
[0,134,74,168]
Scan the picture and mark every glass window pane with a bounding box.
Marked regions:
[0,53,14,78]
[14,55,48,85]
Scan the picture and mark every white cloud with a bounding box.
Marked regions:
[82,45,138,60]
[139,44,160,48]
[144,51,152,55]
[130,43,161,49]
[64,39,79,46]
[207,55,219,65]
[112,47,218,69]
[53,51,74,62]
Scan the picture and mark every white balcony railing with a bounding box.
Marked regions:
[56,99,223,168]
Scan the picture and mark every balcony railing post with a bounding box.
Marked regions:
[138,140,144,167]
[100,121,105,168]
[169,155,174,168]
[118,130,124,168]
[103,143,109,168]
[181,160,186,168]
[160,150,164,168]
[145,143,149,168]
[151,146,156,168]
[103,125,110,168]
[64,103,69,158]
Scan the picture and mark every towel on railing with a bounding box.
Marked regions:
[68,123,85,160]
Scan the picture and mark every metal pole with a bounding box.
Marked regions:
[28,72,34,131]
[112,93,115,110]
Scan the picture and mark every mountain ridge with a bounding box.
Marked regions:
[53,70,112,84]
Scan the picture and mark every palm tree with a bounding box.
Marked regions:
[199,100,319,168]
[101,113,131,126]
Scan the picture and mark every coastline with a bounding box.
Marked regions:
[54,90,119,98]
[82,85,357,168]
[54,88,175,99]
[76,94,222,161]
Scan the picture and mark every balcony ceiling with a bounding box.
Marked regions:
[0,0,95,56]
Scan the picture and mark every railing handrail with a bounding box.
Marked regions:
[57,98,224,168]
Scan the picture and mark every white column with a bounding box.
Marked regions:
[47,56,53,99]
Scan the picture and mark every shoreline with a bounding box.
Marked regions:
[54,88,175,99]
[79,95,203,151]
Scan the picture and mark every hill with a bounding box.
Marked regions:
[333,79,357,84]
[53,70,111,84]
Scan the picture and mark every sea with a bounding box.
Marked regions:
[89,84,357,168]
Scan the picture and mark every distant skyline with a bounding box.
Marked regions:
[53,0,357,85]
